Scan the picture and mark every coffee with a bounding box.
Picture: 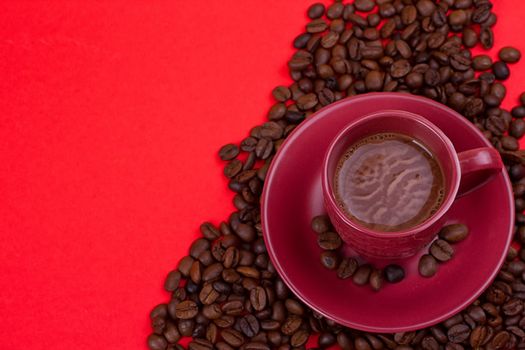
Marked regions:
[334,133,445,232]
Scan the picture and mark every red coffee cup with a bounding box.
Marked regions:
[322,110,503,259]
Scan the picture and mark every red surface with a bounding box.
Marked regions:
[1,1,525,349]
[262,93,513,332]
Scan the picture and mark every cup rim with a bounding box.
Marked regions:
[322,109,461,238]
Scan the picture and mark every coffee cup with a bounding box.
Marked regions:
[322,109,503,259]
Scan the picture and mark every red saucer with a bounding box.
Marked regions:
[261,93,514,333]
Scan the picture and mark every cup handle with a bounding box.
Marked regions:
[457,147,503,197]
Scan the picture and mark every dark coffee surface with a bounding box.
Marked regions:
[334,133,445,231]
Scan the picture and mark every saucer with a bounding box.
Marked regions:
[261,93,514,332]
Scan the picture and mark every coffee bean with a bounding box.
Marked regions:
[189,338,213,350]
[419,254,438,277]
[219,144,239,161]
[365,70,384,91]
[164,270,181,292]
[355,337,373,350]
[480,27,494,49]
[512,106,525,118]
[178,319,195,337]
[317,231,342,250]
[430,239,455,262]
[493,61,510,80]
[463,28,478,47]
[369,269,383,291]
[282,315,302,335]
[291,330,310,347]
[353,264,372,286]
[391,59,411,78]
[472,55,493,71]
[178,256,195,276]
[417,0,436,16]
[307,3,325,19]
[285,298,305,316]
[509,119,525,138]
[268,103,287,120]
[501,135,519,151]
[421,336,439,350]
[148,334,168,350]
[200,222,221,240]
[221,328,245,347]
[239,314,259,337]
[439,224,469,243]
[175,300,199,320]
[337,257,359,279]
[355,0,375,12]
[249,286,267,311]
[448,324,471,343]
[306,19,328,34]
[491,331,510,349]
[320,251,339,270]
[150,304,168,320]
[499,46,521,63]
[327,2,344,19]
[190,260,202,284]
[199,283,220,305]
[384,264,405,283]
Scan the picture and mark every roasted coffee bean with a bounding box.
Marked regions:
[419,254,439,277]
[512,105,525,118]
[327,2,344,19]
[200,222,221,240]
[148,334,168,350]
[284,298,305,316]
[320,251,339,270]
[472,55,493,71]
[219,144,240,161]
[291,330,310,347]
[178,256,194,276]
[365,70,384,91]
[189,338,213,350]
[306,19,328,34]
[499,46,521,63]
[164,270,181,292]
[490,331,510,349]
[391,59,411,78]
[369,269,383,291]
[317,231,342,250]
[430,239,454,262]
[384,264,405,283]
[239,314,260,337]
[510,119,525,138]
[175,300,199,320]
[501,135,519,151]
[439,224,469,243]
[480,27,494,49]
[353,264,372,286]
[448,324,471,343]
[493,61,510,80]
[307,3,325,19]
[249,286,267,311]
[178,319,195,337]
[282,315,302,335]
[199,283,220,305]
[272,86,292,102]
[221,328,245,347]
[337,257,359,279]
[463,28,478,48]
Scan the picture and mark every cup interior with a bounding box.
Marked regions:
[325,109,460,234]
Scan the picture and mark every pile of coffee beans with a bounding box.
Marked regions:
[419,224,470,278]
[312,214,404,290]
[313,215,469,286]
[148,1,525,349]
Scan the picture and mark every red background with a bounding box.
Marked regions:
[1,1,525,349]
